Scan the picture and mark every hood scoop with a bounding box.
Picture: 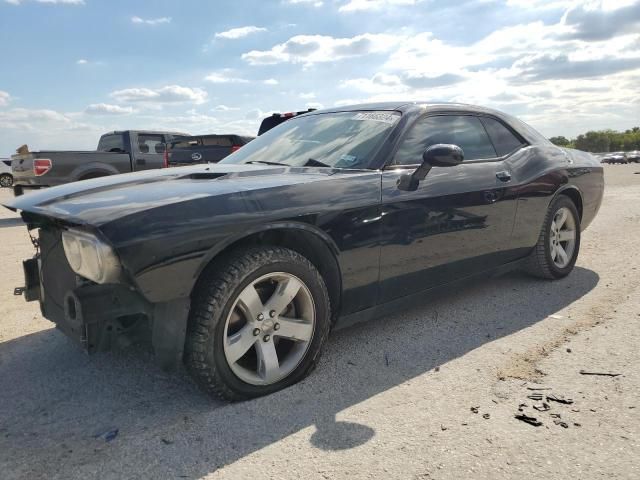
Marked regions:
[180,172,228,180]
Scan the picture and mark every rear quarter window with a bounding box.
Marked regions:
[480,117,525,157]
[97,134,125,152]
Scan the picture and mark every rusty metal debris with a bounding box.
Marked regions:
[579,370,621,377]
[515,414,542,427]
[547,394,574,405]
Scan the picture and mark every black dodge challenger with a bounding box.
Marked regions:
[5,102,604,400]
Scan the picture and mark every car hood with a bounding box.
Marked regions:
[3,163,370,226]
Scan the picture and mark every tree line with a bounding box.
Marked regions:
[549,127,640,152]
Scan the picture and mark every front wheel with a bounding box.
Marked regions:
[184,246,331,401]
[523,195,581,279]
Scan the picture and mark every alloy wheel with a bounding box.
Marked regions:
[223,272,316,385]
[549,206,576,269]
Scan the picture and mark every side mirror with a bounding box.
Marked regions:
[397,144,464,191]
[422,144,464,167]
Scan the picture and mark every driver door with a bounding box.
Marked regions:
[378,114,518,303]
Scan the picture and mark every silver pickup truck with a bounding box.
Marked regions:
[11,130,187,196]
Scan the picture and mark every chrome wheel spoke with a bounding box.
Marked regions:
[558,229,575,242]
[551,245,558,261]
[256,339,280,383]
[226,325,258,364]
[556,243,569,265]
[265,277,302,316]
[275,317,314,342]
[237,284,264,321]
[555,209,568,229]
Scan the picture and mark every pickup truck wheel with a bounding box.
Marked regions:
[523,195,581,279]
[0,174,12,188]
[185,246,331,401]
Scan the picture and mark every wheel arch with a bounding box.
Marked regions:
[194,223,343,319]
[553,185,584,221]
[71,163,120,181]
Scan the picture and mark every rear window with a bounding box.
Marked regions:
[202,136,233,147]
[97,134,125,152]
[138,134,165,154]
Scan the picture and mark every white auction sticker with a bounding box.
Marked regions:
[352,112,399,124]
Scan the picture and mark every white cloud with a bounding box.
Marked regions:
[339,0,420,12]
[242,33,402,65]
[110,85,208,105]
[212,104,239,112]
[299,92,316,99]
[204,69,249,83]
[263,78,279,85]
[131,16,171,25]
[0,91,10,107]
[5,0,84,5]
[214,26,267,39]
[85,103,134,115]
[76,58,88,65]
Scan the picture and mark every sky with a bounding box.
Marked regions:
[0,0,639,156]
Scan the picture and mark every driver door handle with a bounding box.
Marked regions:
[496,171,511,182]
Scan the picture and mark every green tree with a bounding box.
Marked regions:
[549,136,571,147]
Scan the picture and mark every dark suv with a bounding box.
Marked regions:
[166,135,254,167]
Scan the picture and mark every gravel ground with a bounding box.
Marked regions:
[0,165,638,479]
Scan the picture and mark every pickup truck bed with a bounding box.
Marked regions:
[12,151,131,195]
[11,130,186,196]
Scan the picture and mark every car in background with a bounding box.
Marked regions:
[627,150,640,163]
[165,134,254,167]
[10,130,187,196]
[1,159,13,188]
[601,152,628,164]
[257,109,316,136]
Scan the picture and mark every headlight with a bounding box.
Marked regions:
[61,229,122,284]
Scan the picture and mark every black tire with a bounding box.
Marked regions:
[0,174,12,188]
[184,246,331,401]
[523,195,581,279]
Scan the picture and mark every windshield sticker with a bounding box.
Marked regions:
[352,112,398,124]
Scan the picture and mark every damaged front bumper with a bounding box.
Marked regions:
[16,227,190,370]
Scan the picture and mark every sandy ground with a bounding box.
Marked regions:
[0,165,638,480]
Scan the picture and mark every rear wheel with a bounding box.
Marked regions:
[184,246,331,401]
[523,195,581,279]
[0,174,12,188]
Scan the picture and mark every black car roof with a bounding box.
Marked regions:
[300,101,550,145]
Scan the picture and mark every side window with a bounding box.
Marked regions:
[480,117,525,157]
[392,115,497,165]
[138,134,165,154]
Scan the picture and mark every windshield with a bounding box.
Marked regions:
[220,111,400,169]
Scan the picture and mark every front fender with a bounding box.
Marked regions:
[129,220,341,304]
